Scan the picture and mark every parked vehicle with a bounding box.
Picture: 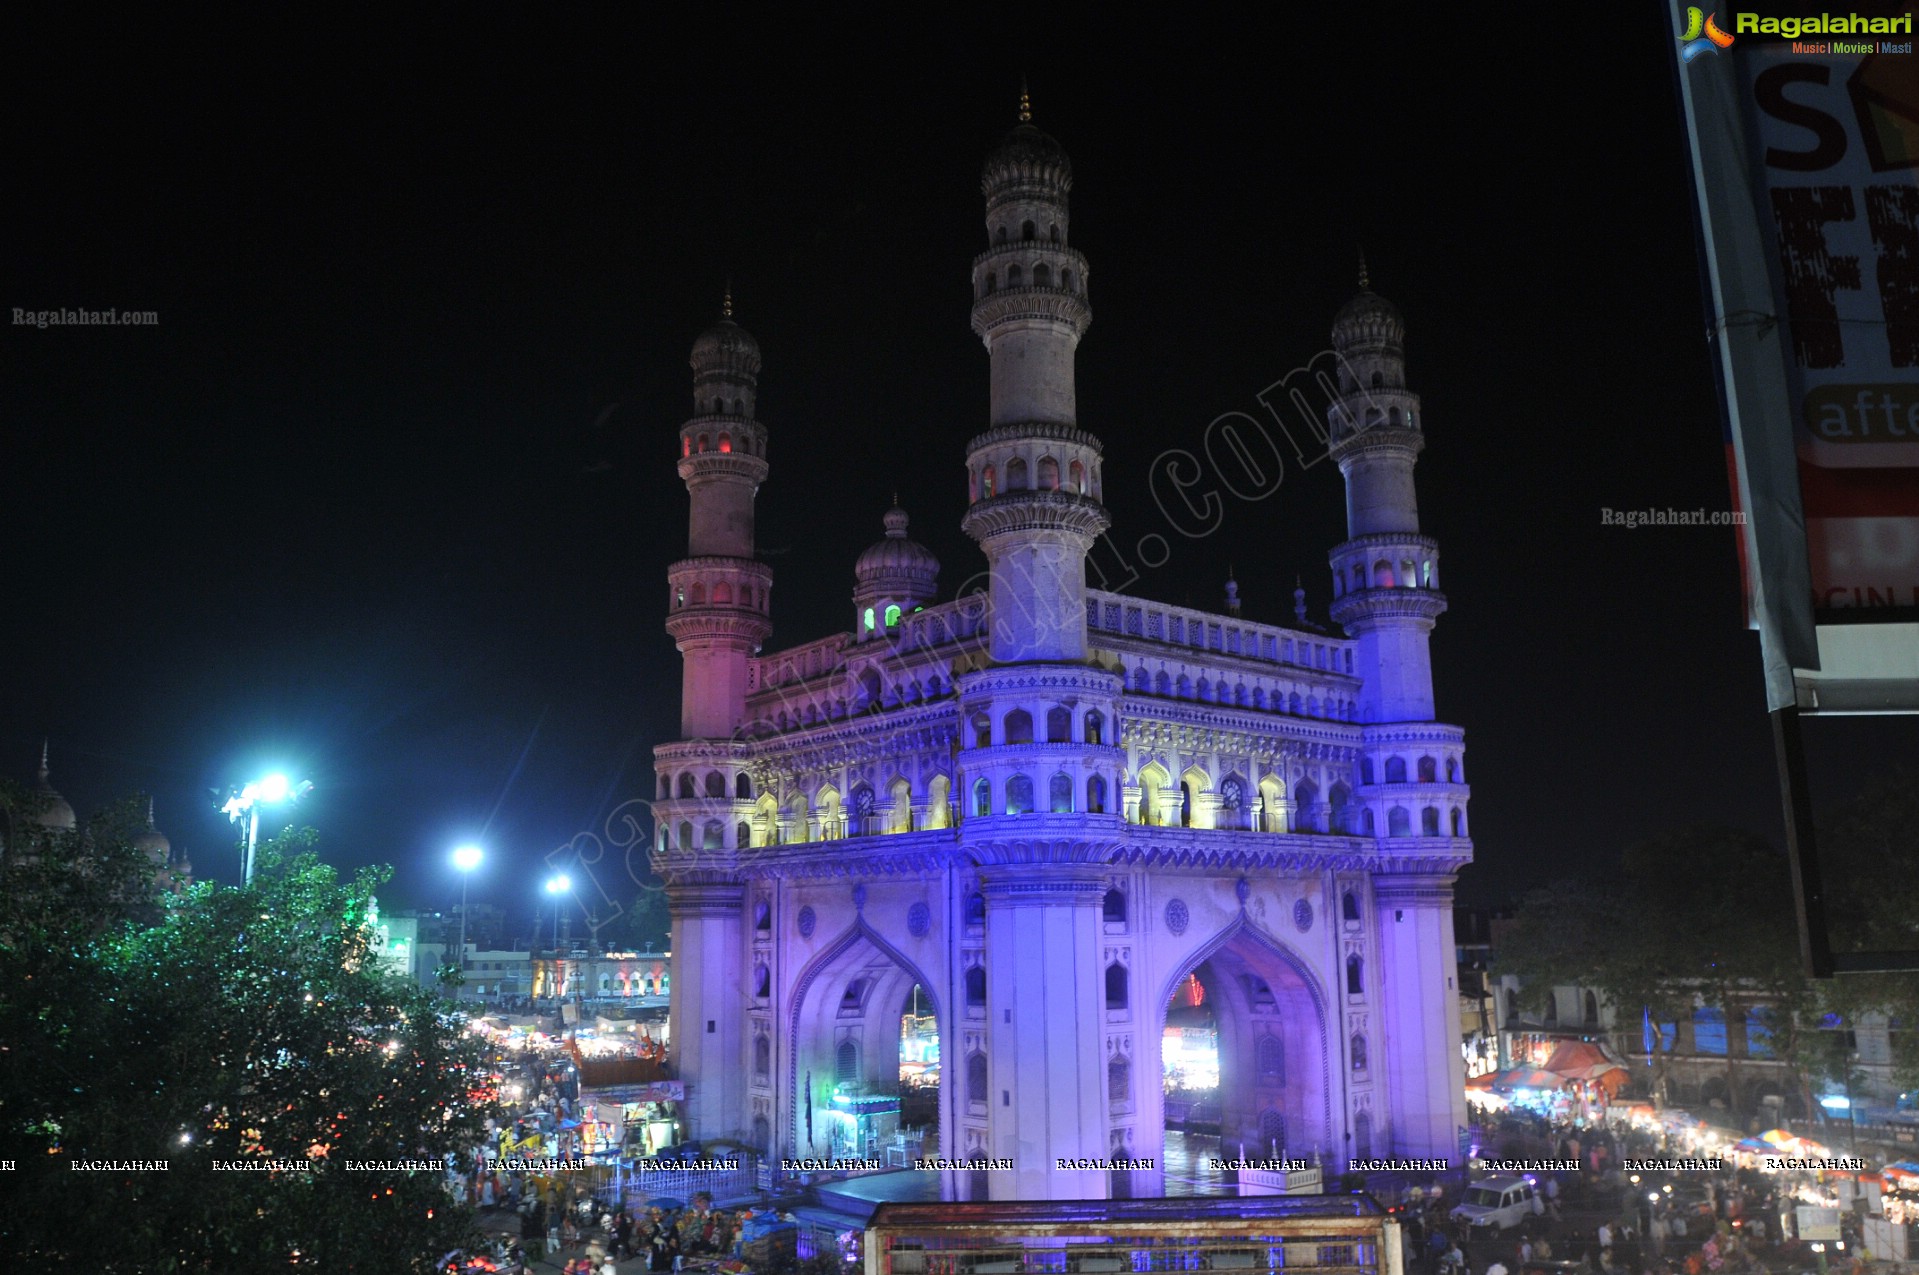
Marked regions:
[1451,1175,1545,1231]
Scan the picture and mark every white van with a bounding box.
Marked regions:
[1450,1175,1544,1231]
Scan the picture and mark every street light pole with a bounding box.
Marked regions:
[452,846,483,1004]
[222,773,311,886]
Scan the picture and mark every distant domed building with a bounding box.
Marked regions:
[650,92,1469,1201]
[5,743,193,896]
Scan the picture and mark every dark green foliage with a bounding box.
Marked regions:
[0,812,498,1274]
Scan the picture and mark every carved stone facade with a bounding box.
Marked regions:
[651,100,1470,1201]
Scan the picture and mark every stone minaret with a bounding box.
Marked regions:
[667,292,775,739]
[961,86,1109,664]
[1326,258,1445,723]
[955,90,1129,1201]
[1326,261,1468,1163]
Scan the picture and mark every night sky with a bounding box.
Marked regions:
[6,9,1908,934]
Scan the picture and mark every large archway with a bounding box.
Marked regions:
[787,923,944,1171]
[1155,919,1330,1196]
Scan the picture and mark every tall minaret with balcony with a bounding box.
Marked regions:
[955,91,1128,1202]
[1325,262,1468,1164]
[1325,261,1445,722]
[961,87,1109,664]
[667,295,775,740]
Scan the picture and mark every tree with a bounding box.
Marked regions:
[0,818,499,1273]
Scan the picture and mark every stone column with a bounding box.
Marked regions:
[978,864,1109,1199]
[1371,873,1466,1162]
[667,875,747,1143]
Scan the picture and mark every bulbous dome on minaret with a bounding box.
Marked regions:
[133,797,171,865]
[855,506,941,603]
[29,741,76,832]
[1332,254,1405,353]
[981,85,1072,200]
[690,316,762,377]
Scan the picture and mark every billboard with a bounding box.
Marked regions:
[1672,2,1919,713]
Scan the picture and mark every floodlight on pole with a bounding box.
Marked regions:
[543,873,572,1003]
[452,845,483,999]
[221,774,313,885]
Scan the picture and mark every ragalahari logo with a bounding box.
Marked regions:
[1678,6,1737,61]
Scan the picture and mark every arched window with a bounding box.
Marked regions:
[1103,888,1126,923]
[736,773,753,799]
[1351,1034,1368,1072]
[995,225,1007,243]
[1346,954,1365,996]
[1005,456,1029,490]
[736,820,750,847]
[1544,993,1560,1025]
[755,900,771,930]
[1083,709,1104,744]
[1257,1034,1284,1083]
[884,604,902,627]
[1354,1111,1372,1159]
[705,771,726,798]
[1259,1108,1286,1153]
[1446,757,1459,783]
[1388,806,1411,837]
[678,773,696,798]
[1294,778,1318,832]
[1045,705,1071,743]
[1417,756,1437,783]
[713,581,732,604]
[658,773,672,800]
[754,1035,770,1077]
[982,466,996,499]
[965,892,986,925]
[678,821,693,850]
[1384,757,1407,784]
[967,1052,988,1103]
[1049,772,1073,814]
[972,777,992,817]
[698,431,711,450]
[1004,709,1033,744]
[1105,962,1128,1009]
[1033,262,1051,288]
[1584,990,1600,1025]
[1108,1055,1130,1107]
[1342,890,1360,922]
[1421,806,1440,836]
[752,1114,770,1151]
[1154,671,1171,695]
[1451,809,1464,837]
[1402,559,1418,588]
[754,964,770,998]
[718,432,732,453]
[1007,264,1023,287]
[836,1039,859,1086]
[1021,219,1035,240]
[1087,774,1107,814]
[972,711,992,748]
[1179,782,1193,827]
[1373,559,1394,588]
[1069,459,1084,491]
[1049,223,1060,242]
[965,965,986,1007]
[1360,757,1376,785]
[1328,782,1351,833]
[983,270,996,294]
[1362,808,1376,834]
[1062,268,1075,292]
[1006,774,1034,815]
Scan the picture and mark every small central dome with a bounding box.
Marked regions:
[982,123,1072,193]
[856,507,941,588]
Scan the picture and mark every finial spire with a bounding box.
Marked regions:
[1018,76,1031,124]
[722,280,733,320]
[1357,247,1370,292]
[1294,575,1308,625]
[147,796,157,828]
[38,738,49,783]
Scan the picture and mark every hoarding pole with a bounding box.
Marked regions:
[1771,705,1833,979]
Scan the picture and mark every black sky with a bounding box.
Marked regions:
[5,7,1908,932]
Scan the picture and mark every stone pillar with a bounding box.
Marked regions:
[667,876,746,1142]
[979,867,1109,1199]
[1372,874,1466,1162]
